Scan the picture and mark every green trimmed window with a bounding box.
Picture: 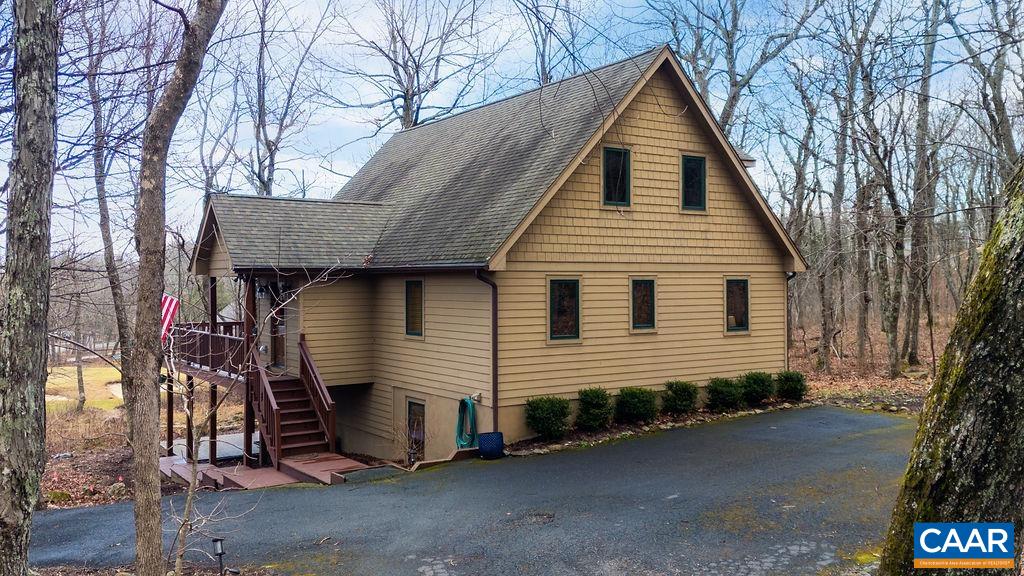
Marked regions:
[549,279,580,339]
[631,279,656,330]
[681,155,706,210]
[603,147,630,206]
[405,280,423,336]
[725,278,749,332]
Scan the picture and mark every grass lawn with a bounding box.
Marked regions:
[46,363,123,412]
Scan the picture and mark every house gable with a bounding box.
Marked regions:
[505,65,785,268]
[190,203,233,277]
[490,49,805,273]
[492,63,792,423]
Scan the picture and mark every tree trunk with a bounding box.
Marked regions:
[902,0,942,368]
[126,3,226,575]
[88,40,135,425]
[879,162,1024,575]
[0,0,58,572]
[74,293,86,412]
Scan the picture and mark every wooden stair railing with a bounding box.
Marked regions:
[250,351,282,468]
[298,334,336,453]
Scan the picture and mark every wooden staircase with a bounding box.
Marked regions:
[159,335,368,490]
[271,376,332,457]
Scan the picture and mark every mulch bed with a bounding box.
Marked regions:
[504,400,810,456]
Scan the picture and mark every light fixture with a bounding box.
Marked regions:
[254,279,267,300]
[212,537,225,575]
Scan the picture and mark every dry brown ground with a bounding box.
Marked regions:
[41,360,246,509]
[789,317,954,414]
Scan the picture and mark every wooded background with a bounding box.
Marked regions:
[1,0,1022,380]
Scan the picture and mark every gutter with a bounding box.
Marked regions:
[474,270,499,433]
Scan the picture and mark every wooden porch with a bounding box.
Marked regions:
[161,277,366,488]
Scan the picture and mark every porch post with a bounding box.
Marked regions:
[242,276,257,467]
[208,275,218,466]
[165,376,174,456]
[185,374,195,462]
[209,382,218,466]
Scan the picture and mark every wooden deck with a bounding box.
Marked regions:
[160,453,370,490]
[279,452,369,485]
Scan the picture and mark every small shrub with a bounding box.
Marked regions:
[775,370,808,402]
[576,387,613,431]
[615,387,659,423]
[706,377,744,411]
[525,396,571,440]
[662,380,698,415]
[741,372,775,405]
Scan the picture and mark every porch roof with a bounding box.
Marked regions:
[193,194,394,274]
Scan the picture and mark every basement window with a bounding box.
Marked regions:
[549,279,580,340]
[405,280,423,337]
[681,155,706,211]
[725,278,749,332]
[631,278,656,331]
[602,147,631,206]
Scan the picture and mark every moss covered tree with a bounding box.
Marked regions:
[880,161,1024,575]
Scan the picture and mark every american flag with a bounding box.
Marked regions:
[160,293,180,342]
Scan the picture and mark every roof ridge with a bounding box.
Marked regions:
[214,193,389,207]
[395,44,667,136]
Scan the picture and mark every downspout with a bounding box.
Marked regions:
[475,270,499,433]
[785,271,797,371]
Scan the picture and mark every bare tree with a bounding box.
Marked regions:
[0,0,58,573]
[945,0,1021,185]
[879,162,1024,575]
[242,0,332,196]
[324,0,499,132]
[126,1,226,574]
[514,0,586,85]
[900,0,943,367]
[638,0,822,137]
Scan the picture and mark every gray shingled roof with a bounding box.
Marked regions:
[205,47,665,271]
[209,194,392,270]
[333,46,664,267]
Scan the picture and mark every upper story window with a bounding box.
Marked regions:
[630,278,656,330]
[681,155,706,211]
[602,147,631,206]
[405,279,424,337]
[549,279,580,340]
[725,278,749,332]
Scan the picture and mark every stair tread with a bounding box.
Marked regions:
[281,439,329,449]
[282,429,325,437]
[281,407,316,414]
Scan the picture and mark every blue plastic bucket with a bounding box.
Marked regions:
[477,432,505,459]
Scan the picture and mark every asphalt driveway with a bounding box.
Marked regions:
[31,406,915,575]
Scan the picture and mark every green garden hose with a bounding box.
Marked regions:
[456,396,478,448]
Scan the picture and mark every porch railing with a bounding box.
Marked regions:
[169,321,245,375]
[251,350,282,468]
[298,334,336,453]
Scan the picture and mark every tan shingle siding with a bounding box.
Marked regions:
[300,278,375,385]
[372,274,492,405]
[497,68,788,411]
